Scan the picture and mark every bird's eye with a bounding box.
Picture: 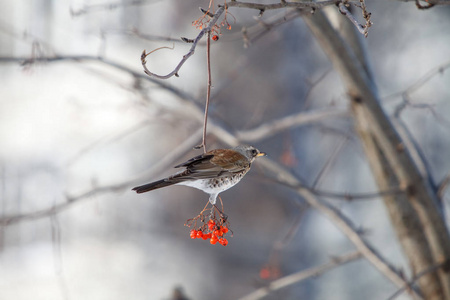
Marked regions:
[251,149,258,156]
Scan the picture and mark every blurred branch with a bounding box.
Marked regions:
[396,0,450,4]
[0,126,202,227]
[438,174,450,199]
[70,0,161,17]
[383,60,450,101]
[387,261,448,300]
[226,0,353,11]
[239,251,362,300]
[312,137,348,188]
[236,108,349,142]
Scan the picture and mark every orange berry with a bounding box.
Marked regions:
[190,230,197,239]
[214,229,222,237]
[219,238,228,246]
[196,230,203,238]
[221,227,229,234]
[210,236,218,245]
[212,35,219,41]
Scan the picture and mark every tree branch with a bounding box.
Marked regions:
[236,108,349,142]
[140,5,226,79]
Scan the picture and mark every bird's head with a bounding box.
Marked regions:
[234,145,266,162]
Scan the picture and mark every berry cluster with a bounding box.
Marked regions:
[190,219,230,246]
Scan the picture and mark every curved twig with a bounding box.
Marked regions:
[141,5,226,79]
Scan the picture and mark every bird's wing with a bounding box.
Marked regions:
[170,149,249,180]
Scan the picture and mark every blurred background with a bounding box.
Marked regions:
[1,0,450,299]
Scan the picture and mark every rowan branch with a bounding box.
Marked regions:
[338,1,372,38]
[140,5,226,79]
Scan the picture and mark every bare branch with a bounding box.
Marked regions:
[226,0,348,11]
[383,60,450,101]
[338,2,372,37]
[236,108,349,142]
[0,126,202,227]
[238,251,362,300]
[387,261,448,300]
[140,5,226,79]
[70,0,159,17]
[396,0,450,5]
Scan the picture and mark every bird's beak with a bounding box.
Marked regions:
[257,152,266,157]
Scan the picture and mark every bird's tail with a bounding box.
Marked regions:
[132,179,178,194]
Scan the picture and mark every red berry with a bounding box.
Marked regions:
[196,230,203,238]
[212,35,219,41]
[219,238,228,246]
[208,220,216,231]
[214,229,222,237]
[221,227,229,234]
[210,235,218,245]
[190,230,197,239]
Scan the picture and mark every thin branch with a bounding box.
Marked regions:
[396,0,450,4]
[141,5,226,79]
[383,60,450,101]
[239,251,362,300]
[338,2,372,37]
[226,0,350,11]
[312,137,348,188]
[387,261,448,300]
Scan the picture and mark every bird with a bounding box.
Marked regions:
[132,145,266,205]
